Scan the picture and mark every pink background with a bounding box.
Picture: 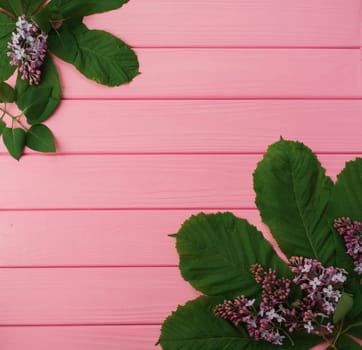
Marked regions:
[0,1,362,348]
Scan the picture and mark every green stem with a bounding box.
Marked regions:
[0,107,13,118]
[280,328,294,346]
[15,118,28,131]
[320,334,337,350]
[20,0,24,15]
[0,104,6,121]
[31,0,48,15]
[341,321,362,334]
[332,318,344,346]
[0,107,28,131]
[0,7,16,20]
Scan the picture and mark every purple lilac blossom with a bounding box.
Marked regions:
[334,217,362,275]
[214,258,347,346]
[7,15,48,85]
[289,257,346,336]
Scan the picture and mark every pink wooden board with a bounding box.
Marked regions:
[0,155,357,209]
[1,1,361,349]
[0,326,162,350]
[0,210,265,266]
[58,49,362,98]
[84,0,361,47]
[0,326,333,350]
[0,267,197,325]
[3,100,362,154]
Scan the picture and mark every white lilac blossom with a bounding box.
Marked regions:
[7,15,48,85]
[214,258,347,346]
[334,217,362,275]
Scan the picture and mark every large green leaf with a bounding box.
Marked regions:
[158,296,263,350]
[0,119,6,135]
[347,325,362,340]
[328,160,362,317]
[346,281,362,320]
[26,124,55,152]
[0,12,15,39]
[0,1,21,16]
[0,0,44,16]
[49,24,139,86]
[174,212,291,296]
[16,54,60,124]
[158,296,320,350]
[32,4,61,32]
[22,0,47,15]
[253,140,336,265]
[0,81,15,102]
[40,0,129,21]
[2,127,26,160]
[334,292,354,323]
[336,335,362,349]
[0,33,16,81]
[329,158,362,221]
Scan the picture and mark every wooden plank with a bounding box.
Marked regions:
[10,100,362,154]
[0,326,342,350]
[83,0,361,47]
[0,155,357,209]
[0,326,161,350]
[0,210,272,267]
[57,49,361,99]
[0,267,197,325]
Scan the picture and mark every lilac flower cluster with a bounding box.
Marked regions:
[289,257,347,335]
[7,15,48,85]
[214,258,347,346]
[215,265,292,345]
[334,217,362,275]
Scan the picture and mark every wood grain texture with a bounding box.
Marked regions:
[0,326,358,350]
[1,2,361,350]
[57,49,361,99]
[0,267,197,325]
[83,0,361,47]
[0,326,161,350]
[0,326,352,350]
[0,210,269,267]
[0,155,357,209]
[14,100,362,154]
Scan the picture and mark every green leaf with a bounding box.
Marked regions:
[158,296,321,350]
[22,0,47,15]
[334,292,354,323]
[329,158,362,221]
[174,212,291,296]
[328,159,362,318]
[26,124,55,152]
[16,54,61,124]
[40,0,129,21]
[0,1,21,16]
[158,296,261,350]
[0,34,16,81]
[0,0,44,16]
[2,127,26,160]
[347,324,362,340]
[32,5,61,32]
[0,12,16,39]
[0,81,15,102]
[253,139,336,265]
[336,335,362,349]
[49,24,139,86]
[0,13,16,81]
[0,119,6,135]
[48,25,79,61]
